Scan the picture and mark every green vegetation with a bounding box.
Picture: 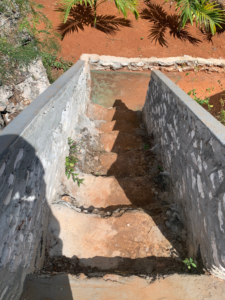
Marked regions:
[41,52,73,84]
[188,89,213,111]
[65,138,84,186]
[0,0,73,85]
[183,258,197,270]
[158,166,164,172]
[168,0,225,35]
[57,0,139,28]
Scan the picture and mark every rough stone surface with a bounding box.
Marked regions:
[47,204,175,264]
[143,70,225,280]
[0,61,89,300]
[0,59,50,127]
[81,54,225,73]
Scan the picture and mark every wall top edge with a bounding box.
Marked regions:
[80,54,225,66]
[0,60,85,158]
[151,70,225,145]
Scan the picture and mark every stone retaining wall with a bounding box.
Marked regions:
[0,60,90,300]
[143,70,225,280]
[81,54,225,73]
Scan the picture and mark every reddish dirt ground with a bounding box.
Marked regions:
[36,0,225,61]
[35,0,225,121]
[164,71,225,119]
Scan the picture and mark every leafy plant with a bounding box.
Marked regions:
[65,137,84,186]
[57,0,139,28]
[175,0,225,35]
[158,166,164,172]
[188,89,213,111]
[0,0,61,85]
[144,144,149,150]
[216,109,225,125]
[41,52,73,83]
[183,258,197,270]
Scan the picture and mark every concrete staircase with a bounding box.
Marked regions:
[20,100,225,299]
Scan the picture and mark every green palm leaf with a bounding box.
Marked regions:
[176,0,225,35]
[57,0,94,23]
[113,0,139,19]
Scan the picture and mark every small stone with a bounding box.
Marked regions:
[79,273,87,280]
[83,210,88,213]
[74,207,81,213]
[111,62,122,70]
[92,209,99,214]
[61,196,71,202]
[89,57,99,64]
[103,274,120,282]
[99,60,112,67]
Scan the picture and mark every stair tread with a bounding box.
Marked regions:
[98,120,140,134]
[100,131,144,153]
[20,273,225,300]
[62,174,155,209]
[47,204,176,265]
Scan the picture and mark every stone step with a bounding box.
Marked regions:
[82,150,153,177]
[87,102,140,124]
[62,174,155,209]
[98,120,140,134]
[46,204,184,271]
[100,131,144,153]
[20,273,225,300]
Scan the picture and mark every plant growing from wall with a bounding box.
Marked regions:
[65,137,84,186]
[57,0,139,28]
[183,258,197,270]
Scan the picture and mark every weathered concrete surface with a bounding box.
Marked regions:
[47,100,186,278]
[20,273,225,300]
[143,70,225,280]
[90,70,150,110]
[62,174,154,208]
[0,60,89,300]
[47,204,174,263]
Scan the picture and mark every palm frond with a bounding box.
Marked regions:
[57,0,94,23]
[176,0,225,34]
[113,0,139,20]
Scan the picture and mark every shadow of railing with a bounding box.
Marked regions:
[56,4,132,39]
[140,2,201,47]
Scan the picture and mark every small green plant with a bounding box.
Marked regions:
[141,37,144,40]
[65,137,84,186]
[158,166,164,172]
[144,144,149,150]
[188,89,213,111]
[183,258,197,270]
[41,52,73,83]
[185,72,189,76]
[216,109,225,125]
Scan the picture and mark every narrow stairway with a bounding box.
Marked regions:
[44,99,186,276]
[20,99,225,300]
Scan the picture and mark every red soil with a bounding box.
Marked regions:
[36,0,225,61]
[164,71,225,118]
[35,0,225,120]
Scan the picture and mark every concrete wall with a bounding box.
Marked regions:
[0,60,90,300]
[143,70,225,279]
